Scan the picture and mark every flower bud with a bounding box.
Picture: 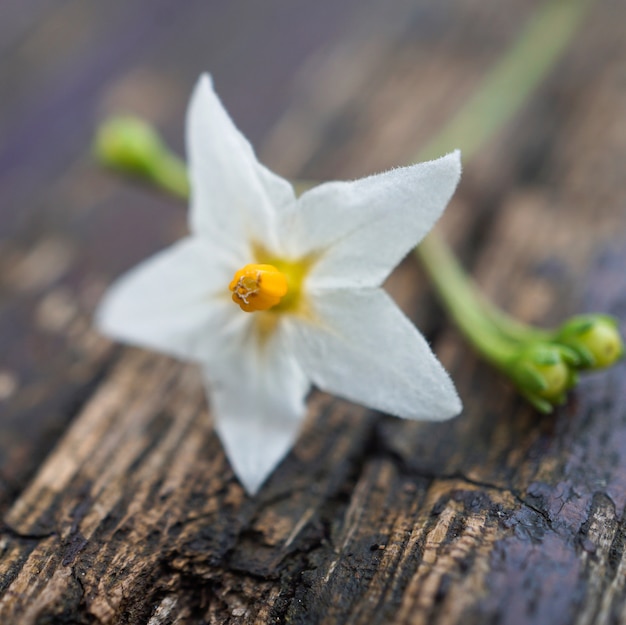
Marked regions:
[509,343,577,412]
[556,314,624,370]
[94,116,165,177]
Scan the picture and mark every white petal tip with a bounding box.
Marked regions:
[442,392,463,420]
[189,74,214,112]
[239,476,267,496]
[94,282,128,340]
[197,72,213,90]
[221,436,296,496]
[434,149,462,176]
[450,149,462,170]
[419,388,463,422]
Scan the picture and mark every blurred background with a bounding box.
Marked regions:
[2,1,626,621]
[1,0,624,523]
[0,0,623,476]
[1,0,559,238]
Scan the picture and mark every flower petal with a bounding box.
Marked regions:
[206,321,310,494]
[284,151,461,289]
[97,237,245,363]
[291,288,461,420]
[186,74,295,256]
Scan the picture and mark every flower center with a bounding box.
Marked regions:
[229,264,288,313]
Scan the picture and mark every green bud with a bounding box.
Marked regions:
[93,116,166,177]
[509,343,577,412]
[556,314,624,370]
[534,360,569,401]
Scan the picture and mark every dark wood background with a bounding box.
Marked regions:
[1,1,625,623]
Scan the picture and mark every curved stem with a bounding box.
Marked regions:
[414,0,594,362]
[414,0,595,163]
[416,234,519,366]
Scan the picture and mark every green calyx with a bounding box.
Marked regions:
[415,233,623,414]
[555,314,624,370]
[505,343,579,413]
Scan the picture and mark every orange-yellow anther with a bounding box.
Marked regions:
[229,264,288,313]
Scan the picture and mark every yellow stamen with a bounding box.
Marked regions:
[229,264,288,313]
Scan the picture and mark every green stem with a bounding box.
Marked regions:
[417,234,519,365]
[417,234,553,347]
[415,0,594,363]
[414,0,595,163]
[149,153,189,200]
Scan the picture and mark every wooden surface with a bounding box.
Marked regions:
[1,1,626,623]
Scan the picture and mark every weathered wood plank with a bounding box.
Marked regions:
[1,0,625,623]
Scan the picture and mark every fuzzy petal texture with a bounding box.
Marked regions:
[206,321,310,494]
[291,289,461,420]
[98,76,464,495]
[97,237,244,364]
[283,152,461,289]
[186,75,295,257]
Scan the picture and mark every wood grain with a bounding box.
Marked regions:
[1,0,625,623]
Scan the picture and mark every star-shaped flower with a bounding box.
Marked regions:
[97,75,462,493]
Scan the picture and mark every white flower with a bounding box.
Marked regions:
[97,74,462,494]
